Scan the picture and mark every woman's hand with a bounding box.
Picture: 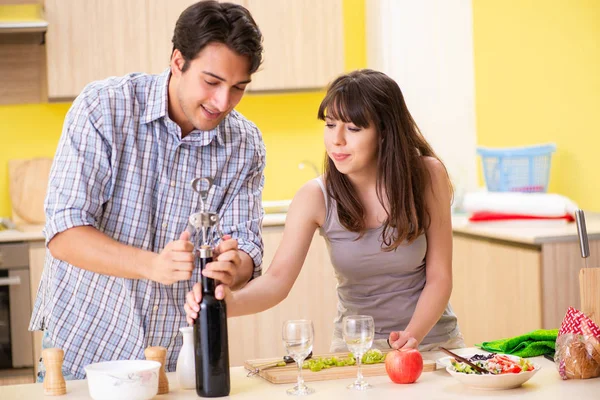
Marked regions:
[183,282,233,325]
[389,331,419,350]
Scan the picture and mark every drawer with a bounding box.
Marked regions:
[0,243,29,269]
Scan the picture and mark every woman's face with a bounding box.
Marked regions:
[324,116,379,177]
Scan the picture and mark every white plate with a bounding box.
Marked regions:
[443,354,541,390]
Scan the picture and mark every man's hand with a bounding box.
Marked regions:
[202,235,241,287]
[148,231,194,285]
[389,331,419,350]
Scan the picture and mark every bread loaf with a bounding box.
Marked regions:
[558,336,600,379]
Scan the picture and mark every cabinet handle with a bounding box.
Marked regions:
[0,276,21,286]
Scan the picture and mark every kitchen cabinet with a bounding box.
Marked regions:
[244,0,344,91]
[451,234,543,347]
[451,215,600,347]
[44,0,149,99]
[227,226,338,366]
[44,0,344,99]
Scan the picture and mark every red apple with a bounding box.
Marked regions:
[385,348,423,384]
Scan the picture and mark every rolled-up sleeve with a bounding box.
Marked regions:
[44,89,113,246]
[220,138,265,279]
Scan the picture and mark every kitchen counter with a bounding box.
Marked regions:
[452,213,600,245]
[0,228,44,243]
[3,210,598,245]
[0,215,288,244]
[1,348,598,399]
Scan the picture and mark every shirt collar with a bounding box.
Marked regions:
[143,68,170,124]
[143,68,225,147]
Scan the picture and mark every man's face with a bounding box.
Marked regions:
[169,43,251,133]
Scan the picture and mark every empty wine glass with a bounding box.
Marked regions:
[282,320,315,396]
[343,315,374,390]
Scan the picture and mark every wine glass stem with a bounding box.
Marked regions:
[356,356,363,382]
[296,359,305,388]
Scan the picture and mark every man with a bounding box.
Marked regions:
[30,0,264,380]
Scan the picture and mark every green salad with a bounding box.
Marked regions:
[299,349,386,372]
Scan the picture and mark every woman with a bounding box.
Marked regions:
[185,69,464,351]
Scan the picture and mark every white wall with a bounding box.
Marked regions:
[366,0,478,206]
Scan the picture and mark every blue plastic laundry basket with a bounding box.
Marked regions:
[476,143,556,193]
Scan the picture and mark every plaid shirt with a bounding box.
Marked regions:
[29,69,265,379]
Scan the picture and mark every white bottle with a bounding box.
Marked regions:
[176,326,196,390]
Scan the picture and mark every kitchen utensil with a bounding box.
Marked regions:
[575,209,600,326]
[42,348,66,396]
[247,352,313,377]
[439,347,490,374]
[84,360,160,400]
[8,158,53,226]
[144,346,168,394]
[244,351,436,384]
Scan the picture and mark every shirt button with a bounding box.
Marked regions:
[153,305,159,312]
[170,181,176,187]
[162,222,167,228]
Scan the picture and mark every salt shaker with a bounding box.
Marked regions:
[42,348,66,396]
[145,346,169,394]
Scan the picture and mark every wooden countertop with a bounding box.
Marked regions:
[1,348,598,399]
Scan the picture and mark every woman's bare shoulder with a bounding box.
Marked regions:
[287,177,327,226]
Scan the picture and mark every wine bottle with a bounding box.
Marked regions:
[194,245,230,397]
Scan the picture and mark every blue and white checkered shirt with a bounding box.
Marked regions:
[29,68,265,379]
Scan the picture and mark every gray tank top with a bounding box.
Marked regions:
[315,178,459,345]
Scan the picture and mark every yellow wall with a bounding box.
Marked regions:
[472,0,600,211]
[0,0,366,218]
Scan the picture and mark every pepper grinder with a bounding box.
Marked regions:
[42,348,66,396]
[145,346,169,394]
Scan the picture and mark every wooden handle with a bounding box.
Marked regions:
[145,346,169,394]
[42,348,66,396]
[580,268,600,327]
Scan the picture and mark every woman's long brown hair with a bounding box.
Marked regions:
[317,69,452,251]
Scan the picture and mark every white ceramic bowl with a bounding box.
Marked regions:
[444,355,541,390]
[84,360,161,400]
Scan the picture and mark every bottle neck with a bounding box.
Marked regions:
[198,246,216,294]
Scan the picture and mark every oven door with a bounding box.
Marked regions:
[0,243,33,369]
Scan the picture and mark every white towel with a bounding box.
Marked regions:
[463,192,578,217]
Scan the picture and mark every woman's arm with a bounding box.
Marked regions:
[185,179,326,322]
[389,157,453,349]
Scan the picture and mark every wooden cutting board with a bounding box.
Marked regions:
[580,268,600,327]
[8,158,52,225]
[244,350,437,384]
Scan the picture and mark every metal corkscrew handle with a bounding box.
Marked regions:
[191,177,214,213]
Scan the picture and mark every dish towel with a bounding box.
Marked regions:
[475,329,558,358]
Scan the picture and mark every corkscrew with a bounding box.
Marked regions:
[189,177,223,250]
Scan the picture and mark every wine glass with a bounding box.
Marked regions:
[282,320,315,396]
[343,315,374,390]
